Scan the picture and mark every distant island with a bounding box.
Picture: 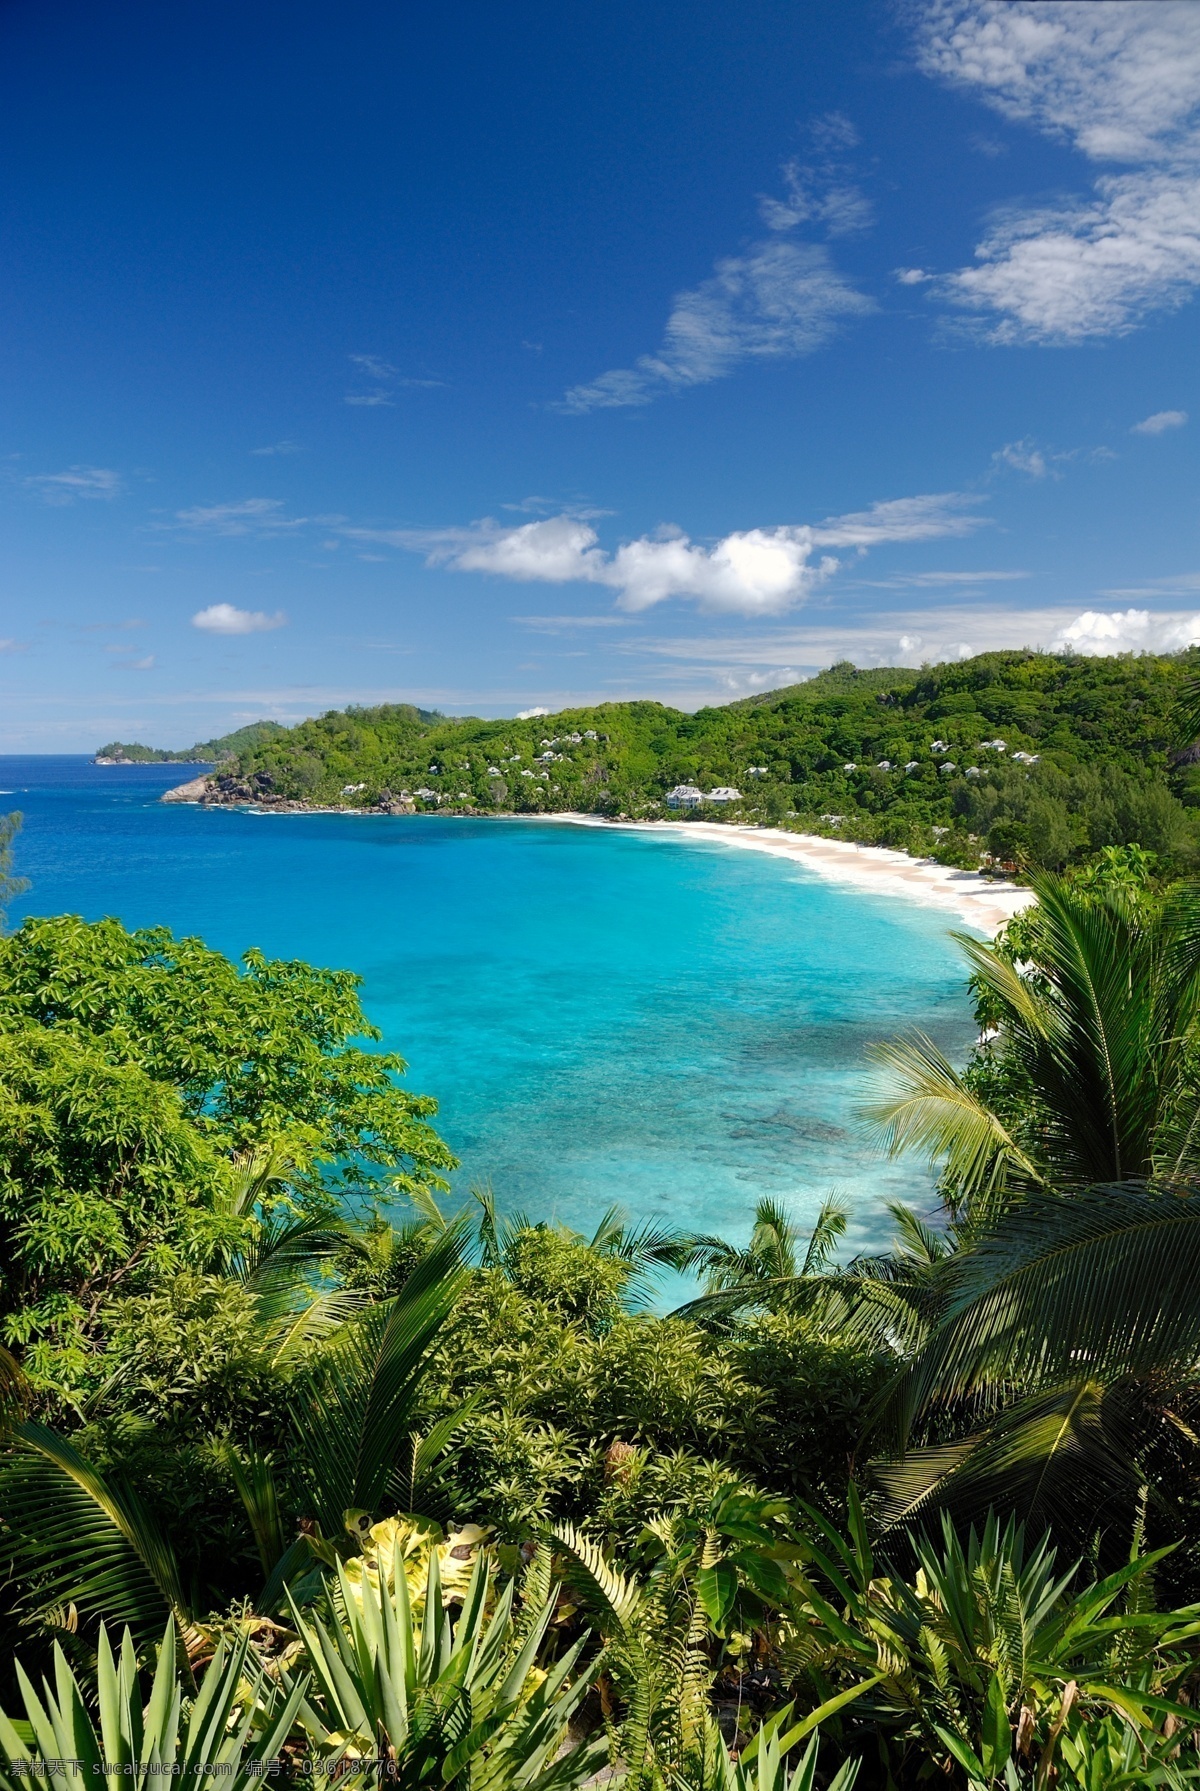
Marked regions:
[150,651,1200,879]
[94,720,288,764]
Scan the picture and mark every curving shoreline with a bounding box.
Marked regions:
[162,777,1031,936]
[534,814,1033,937]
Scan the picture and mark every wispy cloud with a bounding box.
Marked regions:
[1132,408,1188,435]
[251,439,303,456]
[171,499,309,536]
[756,114,873,236]
[1098,572,1200,600]
[913,1,1200,343]
[191,603,287,635]
[374,492,985,618]
[25,465,123,504]
[557,242,874,414]
[626,602,1200,682]
[557,115,875,413]
[992,438,1049,478]
[513,614,636,631]
[114,654,156,672]
[345,354,444,406]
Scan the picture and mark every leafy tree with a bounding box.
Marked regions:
[0,915,456,1395]
[0,814,28,932]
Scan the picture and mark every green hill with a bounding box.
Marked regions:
[95,720,289,763]
[211,650,1200,876]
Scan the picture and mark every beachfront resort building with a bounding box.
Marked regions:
[706,787,742,803]
[666,785,703,809]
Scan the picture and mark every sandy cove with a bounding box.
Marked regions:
[536,815,1034,937]
[162,780,1033,938]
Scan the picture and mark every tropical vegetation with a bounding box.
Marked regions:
[95,722,289,764]
[127,645,1200,876]
[1,804,1199,1784]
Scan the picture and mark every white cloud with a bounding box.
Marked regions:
[913,1,1200,342]
[251,440,303,456]
[1050,608,1200,655]
[894,267,931,285]
[191,604,287,635]
[944,169,1200,342]
[914,0,1200,161]
[26,465,123,504]
[1132,408,1188,435]
[558,240,874,413]
[389,492,984,618]
[516,706,551,718]
[116,655,156,672]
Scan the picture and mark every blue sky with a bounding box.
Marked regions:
[1,0,1198,749]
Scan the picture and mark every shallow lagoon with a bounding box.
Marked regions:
[4,758,977,1252]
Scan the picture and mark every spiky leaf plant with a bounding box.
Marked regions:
[285,1546,603,1790]
[0,1617,305,1791]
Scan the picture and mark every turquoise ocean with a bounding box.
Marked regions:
[2,758,977,1255]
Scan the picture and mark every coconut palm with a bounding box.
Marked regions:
[674,1197,848,1321]
[866,876,1200,1211]
[871,1182,1200,1536]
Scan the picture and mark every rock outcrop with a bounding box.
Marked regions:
[161,775,214,803]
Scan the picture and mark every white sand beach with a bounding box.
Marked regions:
[543,815,1035,936]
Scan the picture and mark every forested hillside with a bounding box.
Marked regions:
[211,650,1200,874]
[96,720,289,763]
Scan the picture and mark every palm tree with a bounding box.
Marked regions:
[858,876,1200,1538]
[866,875,1200,1211]
[870,1181,1200,1538]
[675,1197,848,1321]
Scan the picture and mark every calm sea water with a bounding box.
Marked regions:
[1,758,976,1255]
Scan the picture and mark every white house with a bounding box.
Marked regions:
[706,787,742,803]
[843,762,857,772]
[747,765,769,778]
[930,740,949,754]
[666,784,704,809]
[1012,750,1040,764]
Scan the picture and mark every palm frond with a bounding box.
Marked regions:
[0,1422,187,1644]
[225,1447,287,1581]
[287,1221,468,1533]
[895,1184,1200,1421]
[864,1031,1045,1201]
[800,1197,848,1275]
[875,1381,1149,1538]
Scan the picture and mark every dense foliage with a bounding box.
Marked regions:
[1,843,1199,1786]
[193,648,1200,875]
[95,721,290,763]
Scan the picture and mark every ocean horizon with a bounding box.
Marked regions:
[1,755,976,1257]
